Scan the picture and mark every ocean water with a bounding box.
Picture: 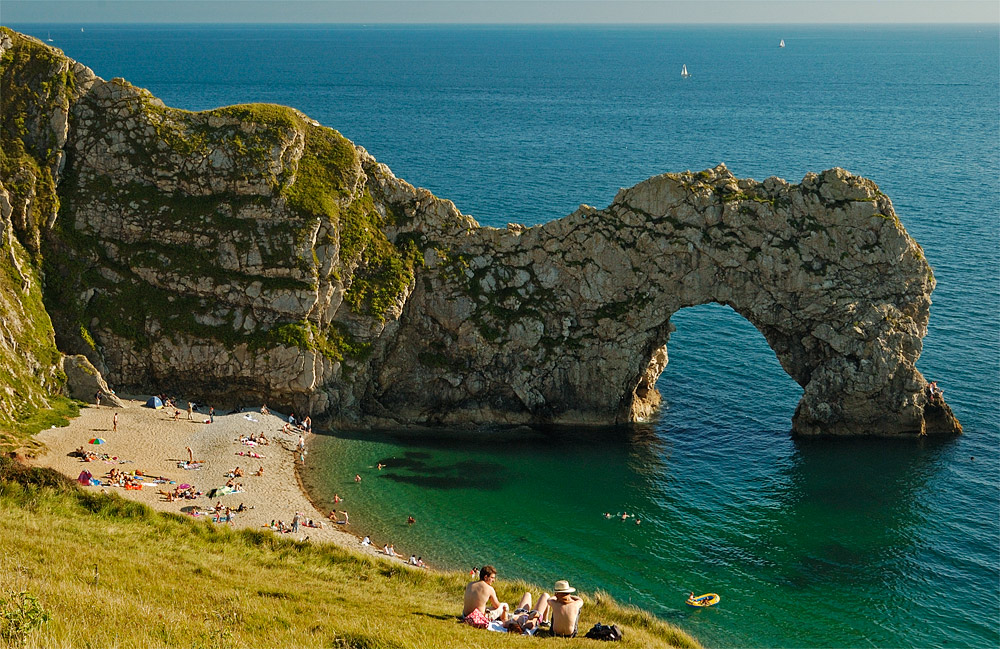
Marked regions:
[17,24,999,648]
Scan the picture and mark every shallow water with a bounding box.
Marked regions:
[21,23,1000,647]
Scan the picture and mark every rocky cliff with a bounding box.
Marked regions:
[0,28,961,436]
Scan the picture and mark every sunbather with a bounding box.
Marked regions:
[463,565,509,627]
[504,591,552,634]
[543,580,583,638]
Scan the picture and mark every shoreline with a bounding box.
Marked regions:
[28,396,416,565]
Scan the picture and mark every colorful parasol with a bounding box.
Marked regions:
[88,438,106,445]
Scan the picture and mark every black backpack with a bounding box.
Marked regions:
[584,623,623,641]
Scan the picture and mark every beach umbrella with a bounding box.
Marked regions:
[88,438,106,445]
[179,483,191,490]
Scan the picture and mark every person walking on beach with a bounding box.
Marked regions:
[187,401,193,420]
[463,565,508,627]
[112,412,118,433]
[292,511,301,533]
[209,406,215,423]
[95,392,101,408]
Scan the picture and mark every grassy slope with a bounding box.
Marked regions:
[0,458,701,649]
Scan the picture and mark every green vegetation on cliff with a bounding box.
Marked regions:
[0,28,74,252]
[0,457,700,649]
[2,27,428,413]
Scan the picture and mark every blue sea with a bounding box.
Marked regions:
[17,24,999,648]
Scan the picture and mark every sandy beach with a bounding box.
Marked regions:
[29,397,404,562]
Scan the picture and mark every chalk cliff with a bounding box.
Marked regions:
[0,28,961,436]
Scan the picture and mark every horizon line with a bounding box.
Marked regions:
[8,21,999,26]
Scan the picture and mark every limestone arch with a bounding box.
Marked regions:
[386,164,961,436]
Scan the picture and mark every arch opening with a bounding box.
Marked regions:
[647,303,803,431]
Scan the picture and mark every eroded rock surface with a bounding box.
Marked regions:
[0,29,961,436]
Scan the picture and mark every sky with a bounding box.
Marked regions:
[4,0,999,25]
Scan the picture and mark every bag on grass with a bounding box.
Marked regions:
[585,622,623,641]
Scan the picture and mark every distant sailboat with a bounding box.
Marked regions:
[779,39,785,48]
[46,32,53,42]
[681,64,690,78]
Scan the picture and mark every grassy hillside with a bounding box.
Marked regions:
[0,457,701,649]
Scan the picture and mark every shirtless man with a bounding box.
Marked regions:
[546,580,584,637]
[462,565,509,627]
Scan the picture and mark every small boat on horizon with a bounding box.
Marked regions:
[779,39,785,48]
[46,32,53,42]
[681,64,690,78]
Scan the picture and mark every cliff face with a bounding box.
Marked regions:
[0,29,961,436]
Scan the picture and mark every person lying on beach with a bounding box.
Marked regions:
[253,466,264,477]
[463,565,509,628]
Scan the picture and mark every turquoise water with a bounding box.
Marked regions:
[19,24,1000,647]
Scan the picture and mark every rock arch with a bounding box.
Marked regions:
[370,164,961,436]
[1,32,959,437]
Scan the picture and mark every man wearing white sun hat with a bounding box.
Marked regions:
[546,580,584,638]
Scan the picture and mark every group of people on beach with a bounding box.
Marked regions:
[271,510,323,534]
[463,566,584,637]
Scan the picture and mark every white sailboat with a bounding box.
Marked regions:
[779,39,785,48]
[46,32,53,42]
[681,64,690,78]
